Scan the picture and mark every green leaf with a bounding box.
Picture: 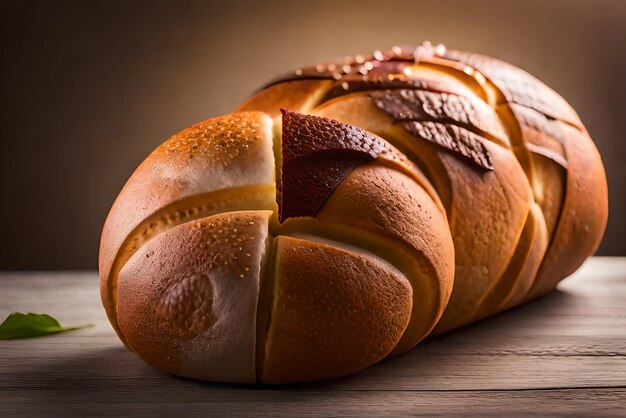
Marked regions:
[0,312,94,340]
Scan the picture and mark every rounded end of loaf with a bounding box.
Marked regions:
[99,111,278,343]
[116,211,271,383]
[524,125,609,300]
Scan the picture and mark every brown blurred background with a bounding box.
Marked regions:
[1,0,625,270]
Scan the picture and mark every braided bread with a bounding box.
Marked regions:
[100,43,608,383]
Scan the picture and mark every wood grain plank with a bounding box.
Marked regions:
[0,257,625,416]
[1,388,624,417]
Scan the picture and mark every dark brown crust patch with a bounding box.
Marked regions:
[402,121,494,170]
[280,110,406,221]
[369,90,494,170]
[369,89,507,143]
[280,150,372,221]
[281,110,401,160]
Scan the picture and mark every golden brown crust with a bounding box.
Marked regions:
[237,80,332,118]
[313,94,455,208]
[261,235,412,383]
[472,202,548,318]
[242,45,607,333]
[443,49,583,127]
[316,162,454,353]
[117,211,271,382]
[310,92,534,331]
[99,111,276,339]
[100,45,608,384]
[525,123,608,299]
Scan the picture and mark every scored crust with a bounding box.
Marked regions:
[525,122,608,299]
[99,111,277,341]
[314,162,454,354]
[100,108,442,382]
[101,44,608,384]
[238,45,608,332]
[309,94,533,331]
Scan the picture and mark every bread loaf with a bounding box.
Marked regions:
[100,43,608,383]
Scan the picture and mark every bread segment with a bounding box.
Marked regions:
[526,123,608,299]
[315,162,454,353]
[261,235,412,383]
[117,211,271,383]
[100,112,276,340]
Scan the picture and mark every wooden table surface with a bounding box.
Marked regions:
[1,257,625,417]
